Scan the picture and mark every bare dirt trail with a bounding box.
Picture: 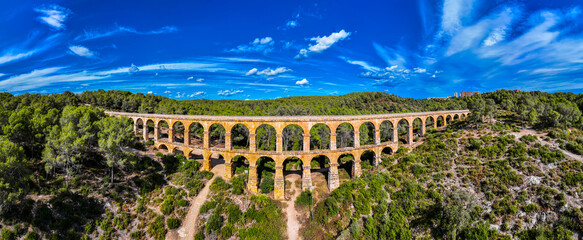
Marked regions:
[166,163,225,240]
[285,174,302,240]
[509,128,583,162]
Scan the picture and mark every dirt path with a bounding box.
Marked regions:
[285,174,302,240]
[509,129,583,162]
[166,163,225,240]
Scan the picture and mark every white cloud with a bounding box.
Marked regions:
[196,78,204,82]
[75,25,178,41]
[164,90,171,94]
[128,64,139,74]
[286,20,298,28]
[34,5,70,30]
[228,37,274,54]
[68,45,96,58]
[245,68,258,76]
[295,78,309,86]
[295,30,351,59]
[187,76,194,80]
[440,0,476,36]
[218,89,244,96]
[189,91,206,97]
[340,56,381,72]
[414,68,427,73]
[0,50,38,65]
[147,91,153,94]
[0,67,106,92]
[246,67,291,76]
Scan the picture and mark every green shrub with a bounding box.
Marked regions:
[226,204,242,223]
[166,217,181,230]
[259,176,274,193]
[1,228,16,240]
[522,203,540,213]
[200,200,217,214]
[231,175,246,195]
[23,231,40,240]
[147,216,166,240]
[194,232,205,240]
[129,231,145,239]
[160,199,174,215]
[210,177,231,192]
[295,190,313,207]
[206,212,224,233]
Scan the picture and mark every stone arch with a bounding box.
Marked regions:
[436,116,445,127]
[188,122,204,147]
[380,120,394,143]
[338,153,355,180]
[135,118,144,135]
[446,115,452,125]
[425,116,435,131]
[335,122,355,149]
[157,143,169,152]
[454,114,460,120]
[282,156,309,192]
[146,119,155,140]
[381,146,394,155]
[310,123,331,150]
[310,155,338,191]
[173,121,185,143]
[209,123,226,148]
[397,119,410,144]
[359,122,375,146]
[461,113,466,118]
[231,155,249,177]
[157,120,170,141]
[256,124,276,151]
[174,148,184,156]
[283,124,304,151]
[412,118,423,142]
[256,156,276,194]
[361,149,376,169]
[231,123,250,150]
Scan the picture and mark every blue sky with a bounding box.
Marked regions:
[1,0,583,100]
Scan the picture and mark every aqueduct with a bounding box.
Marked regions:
[107,110,470,200]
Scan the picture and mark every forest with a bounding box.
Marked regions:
[0,89,582,239]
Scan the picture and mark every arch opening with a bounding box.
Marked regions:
[454,114,460,120]
[397,119,410,144]
[232,155,249,176]
[359,122,375,146]
[436,116,445,127]
[189,122,204,147]
[283,124,304,151]
[209,123,225,148]
[336,122,354,149]
[310,155,331,192]
[338,153,355,181]
[135,118,144,136]
[173,121,185,143]
[380,120,394,143]
[310,123,331,150]
[158,120,170,141]
[446,115,452,125]
[146,120,155,140]
[412,118,423,142]
[257,157,276,194]
[256,124,276,151]
[425,116,435,132]
[361,150,376,170]
[231,124,249,150]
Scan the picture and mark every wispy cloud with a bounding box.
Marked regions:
[189,91,206,97]
[68,45,96,58]
[75,25,178,41]
[339,56,381,72]
[34,5,70,30]
[0,67,106,92]
[227,37,274,54]
[218,89,244,96]
[295,30,351,60]
[245,67,291,76]
[0,33,62,65]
